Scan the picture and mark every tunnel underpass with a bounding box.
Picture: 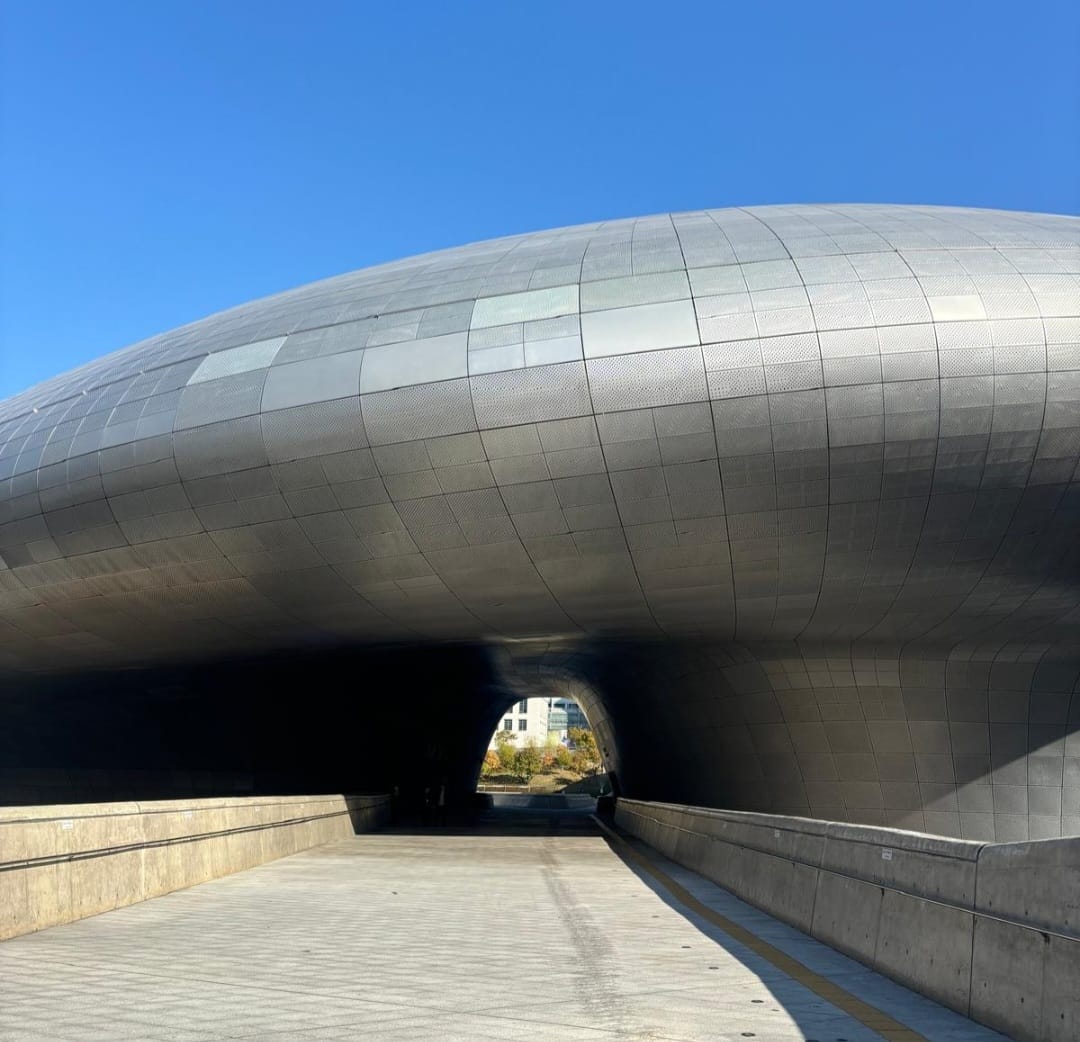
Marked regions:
[4,636,1077,846]
[2,204,1079,840]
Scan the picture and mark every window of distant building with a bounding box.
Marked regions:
[503,718,513,731]
[518,700,528,713]
[518,719,527,731]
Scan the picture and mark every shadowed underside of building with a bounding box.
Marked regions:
[1,204,1079,840]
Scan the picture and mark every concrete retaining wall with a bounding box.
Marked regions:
[0,793,389,940]
[615,798,1079,1042]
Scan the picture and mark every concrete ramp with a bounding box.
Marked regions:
[1,803,1010,1042]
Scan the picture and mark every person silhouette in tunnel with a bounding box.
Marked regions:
[435,779,447,826]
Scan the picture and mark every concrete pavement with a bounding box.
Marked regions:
[0,805,1008,1041]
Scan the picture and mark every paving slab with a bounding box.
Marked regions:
[0,807,1010,1041]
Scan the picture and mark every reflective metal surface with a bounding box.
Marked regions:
[2,204,1078,838]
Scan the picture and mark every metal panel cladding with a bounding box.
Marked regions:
[2,204,1080,837]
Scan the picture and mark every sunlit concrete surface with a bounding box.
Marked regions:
[0,807,1007,1042]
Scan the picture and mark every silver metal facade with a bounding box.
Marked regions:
[2,204,1079,837]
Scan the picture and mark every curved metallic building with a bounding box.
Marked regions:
[2,204,1079,839]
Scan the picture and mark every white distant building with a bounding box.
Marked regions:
[488,697,550,750]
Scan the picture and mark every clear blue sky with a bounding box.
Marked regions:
[2,1,1078,399]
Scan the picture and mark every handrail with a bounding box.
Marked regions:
[0,793,388,827]
[0,798,389,874]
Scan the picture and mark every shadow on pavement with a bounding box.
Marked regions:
[381,801,990,1042]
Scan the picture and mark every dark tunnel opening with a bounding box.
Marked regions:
[0,644,509,808]
[2,637,1079,841]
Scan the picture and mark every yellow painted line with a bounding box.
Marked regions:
[593,815,930,1042]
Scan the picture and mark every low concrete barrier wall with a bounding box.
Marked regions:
[0,793,389,940]
[615,798,1079,1042]
[490,793,597,810]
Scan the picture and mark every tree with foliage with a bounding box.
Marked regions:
[568,727,602,776]
[480,750,501,778]
[553,745,573,771]
[511,739,544,785]
[493,730,517,771]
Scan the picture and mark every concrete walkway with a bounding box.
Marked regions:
[0,807,1008,1042]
